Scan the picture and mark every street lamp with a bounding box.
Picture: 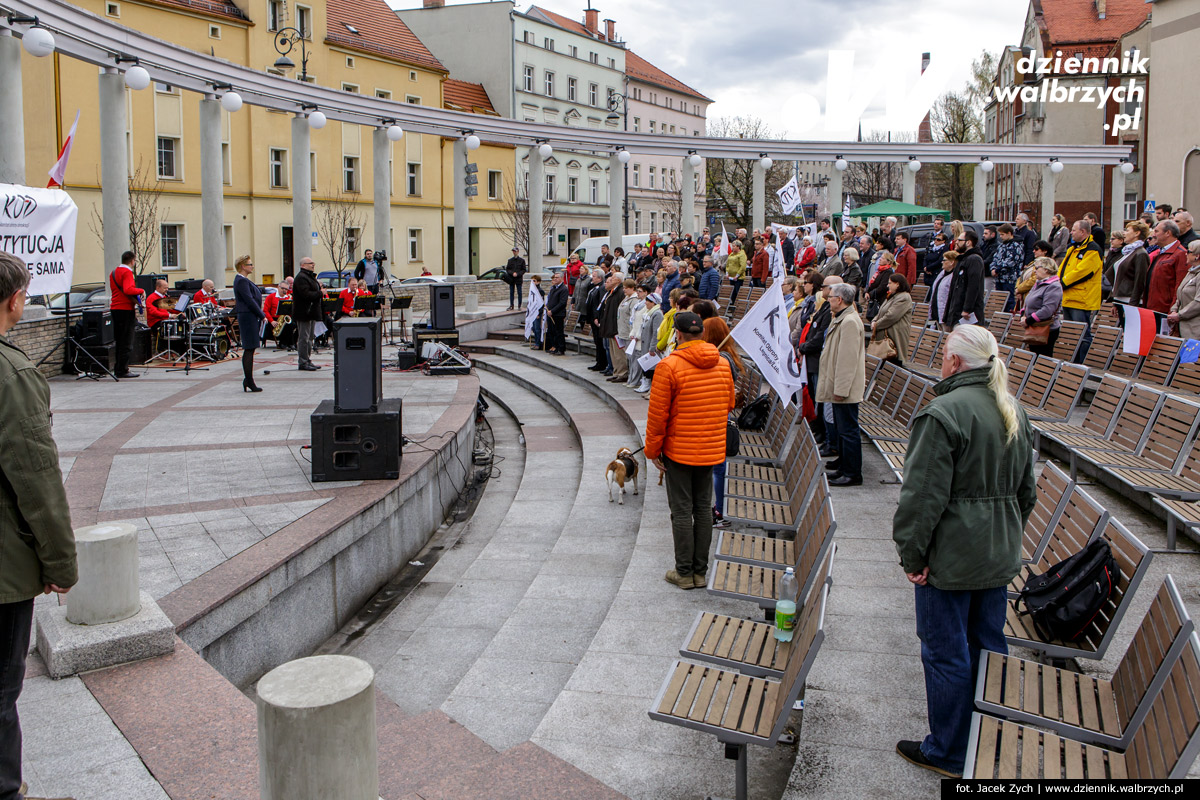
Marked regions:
[607,91,630,235]
[273,26,311,83]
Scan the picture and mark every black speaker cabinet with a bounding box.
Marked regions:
[333,318,382,413]
[81,309,114,345]
[134,273,167,296]
[310,399,402,482]
[429,284,455,330]
[68,341,114,374]
[174,278,205,292]
[412,325,459,356]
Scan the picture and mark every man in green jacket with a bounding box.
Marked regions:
[892,325,1035,778]
[0,252,78,799]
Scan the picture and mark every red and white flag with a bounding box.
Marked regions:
[47,110,81,189]
[1119,303,1156,356]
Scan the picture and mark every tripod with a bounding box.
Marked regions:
[166,317,209,375]
[36,293,117,382]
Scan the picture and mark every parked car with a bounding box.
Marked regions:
[477,266,508,282]
[317,271,351,290]
[32,283,107,315]
[895,220,1009,258]
[397,275,446,286]
[563,234,650,266]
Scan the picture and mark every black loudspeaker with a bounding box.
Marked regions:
[333,318,382,413]
[429,284,455,330]
[310,399,402,482]
[135,273,167,296]
[68,341,114,374]
[175,279,205,292]
[81,310,114,345]
[412,325,459,355]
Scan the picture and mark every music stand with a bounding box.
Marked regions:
[390,295,412,344]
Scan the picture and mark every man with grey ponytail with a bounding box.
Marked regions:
[892,325,1035,778]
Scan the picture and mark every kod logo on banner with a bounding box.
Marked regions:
[0,184,78,296]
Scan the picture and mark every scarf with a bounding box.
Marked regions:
[1110,239,1145,300]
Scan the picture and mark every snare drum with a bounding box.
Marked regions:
[191,325,229,361]
[159,318,184,340]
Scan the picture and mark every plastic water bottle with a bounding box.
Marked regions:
[774,567,798,642]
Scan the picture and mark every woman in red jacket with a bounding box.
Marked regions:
[750,239,769,288]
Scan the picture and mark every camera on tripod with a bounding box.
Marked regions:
[374,250,388,263]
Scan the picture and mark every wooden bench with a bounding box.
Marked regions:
[735,395,800,465]
[716,492,834,572]
[1049,320,1088,363]
[1132,334,1184,389]
[903,323,928,364]
[1005,516,1152,661]
[725,429,812,500]
[1015,354,1059,411]
[1072,393,1200,479]
[910,328,942,371]
[984,289,1011,321]
[1015,471,1109,583]
[910,284,929,303]
[912,301,930,323]
[724,442,821,534]
[1028,362,1088,422]
[862,375,931,443]
[1005,348,1036,398]
[965,629,1200,779]
[988,311,1014,344]
[649,578,829,800]
[1021,462,1075,564]
[1033,374,1131,450]
[977,576,1195,748]
[683,545,834,680]
[1081,324,1122,374]
[1039,384,1163,462]
[1168,355,1200,396]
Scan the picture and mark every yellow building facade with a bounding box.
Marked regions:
[18,0,516,288]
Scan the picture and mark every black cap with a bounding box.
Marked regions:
[674,311,703,334]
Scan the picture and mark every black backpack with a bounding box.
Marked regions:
[1015,538,1119,643]
[737,395,771,432]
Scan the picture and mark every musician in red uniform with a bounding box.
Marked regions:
[263,282,296,350]
[191,280,219,306]
[338,278,368,319]
[145,279,181,329]
[109,250,145,379]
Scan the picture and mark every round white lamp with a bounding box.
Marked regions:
[308,111,327,130]
[834,158,848,172]
[616,150,631,165]
[220,91,243,113]
[1050,160,1064,174]
[538,143,553,159]
[124,66,151,91]
[907,159,922,172]
[22,26,55,58]
[688,153,702,168]
[465,134,481,150]
[759,156,773,170]
[1120,161,1134,175]
[980,159,994,173]
[386,125,404,142]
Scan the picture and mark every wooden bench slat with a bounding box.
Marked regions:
[658,663,691,715]
[690,668,720,723]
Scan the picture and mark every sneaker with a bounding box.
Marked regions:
[692,573,707,588]
[713,517,731,529]
[664,570,696,590]
[896,740,961,778]
[635,379,652,393]
[829,474,863,487]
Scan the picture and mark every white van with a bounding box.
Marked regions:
[562,234,648,266]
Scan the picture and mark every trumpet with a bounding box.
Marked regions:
[273,314,292,338]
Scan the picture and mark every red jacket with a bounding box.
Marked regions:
[1144,242,1189,313]
[191,289,218,306]
[644,340,736,466]
[750,249,769,281]
[340,287,367,314]
[108,265,144,311]
[895,244,918,286]
[795,246,816,272]
[263,292,281,322]
[146,292,173,327]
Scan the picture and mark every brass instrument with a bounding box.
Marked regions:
[273,314,292,337]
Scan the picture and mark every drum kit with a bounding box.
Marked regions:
[151,299,235,364]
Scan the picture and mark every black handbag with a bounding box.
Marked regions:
[737,395,772,432]
[725,422,740,458]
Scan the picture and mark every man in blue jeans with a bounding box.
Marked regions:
[892,325,1036,777]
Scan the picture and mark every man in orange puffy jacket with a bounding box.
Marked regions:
[645,311,736,590]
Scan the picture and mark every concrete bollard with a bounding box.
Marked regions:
[66,523,140,625]
[465,294,479,313]
[460,292,487,320]
[257,655,378,800]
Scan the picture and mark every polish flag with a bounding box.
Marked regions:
[1119,303,1156,356]
[47,110,81,189]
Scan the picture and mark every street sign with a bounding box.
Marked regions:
[1145,200,1156,214]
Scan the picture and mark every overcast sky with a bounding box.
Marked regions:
[392,0,1028,140]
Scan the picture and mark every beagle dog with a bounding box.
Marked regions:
[606,447,640,504]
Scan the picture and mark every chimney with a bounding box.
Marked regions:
[1096,0,1106,20]
[921,52,930,74]
[422,0,444,8]
[603,18,616,41]
[584,6,600,35]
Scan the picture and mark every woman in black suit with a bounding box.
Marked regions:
[233,255,265,392]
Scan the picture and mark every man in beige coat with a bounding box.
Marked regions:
[816,282,866,486]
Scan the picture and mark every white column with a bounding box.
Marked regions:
[608,153,623,243]
[291,115,312,262]
[258,655,377,800]
[974,165,988,220]
[452,138,469,276]
[199,96,225,289]
[528,149,544,269]
[0,32,25,185]
[828,167,843,230]
[1041,164,1056,237]
[751,159,765,233]
[99,69,131,286]
[372,128,389,254]
[1110,166,1127,235]
[66,524,140,625]
[902,166,916,207]
[681,157,696,239]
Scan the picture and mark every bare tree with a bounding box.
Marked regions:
[843,131,913,207]
[494,171,562,259]
[313,184,367,278]
[88,157,170,275]
[661,169,685,236]
[1020,166,1046,229]
[704,116,796,229]
[921,49,998,218]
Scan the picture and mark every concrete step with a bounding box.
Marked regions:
[376,696,501,800]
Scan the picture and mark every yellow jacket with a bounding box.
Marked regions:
[725,251,747,279]
[657,308,677,353]
[1058,237,1103,311]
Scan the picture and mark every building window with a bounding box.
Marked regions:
[607,88,615,106]
[694,171,699,193]
[633,117,640,132]
[406,162,422,196]
[608,57,615,68]
[588,83,598,106]
[670,125,676,134]
[409,71,417,82]
[344,227,360,265]
[568,77,577,102]
[544,71,554,97]
[376,89,391,100]
[589,52,598,64]
[106,2,120,18]
[269,148,287,188]
[670,168,676,185]
[488,170,502,200]
[632,164,640,187]
[160,224,181,269]
[543,37,554,51]
[545,173,555,201]
[223,224,234,269]
[590,179,598,205]
[408,228,423,262]
[155,82,177,94]
[343,156,360,193]
[649,120,656,134]
[295,5,311,39]
[523,65,534,92]
[156,137,178,179]
[546,231,556,255]
[649,166,656,189]
[342,82,359,93]
[1125,192,1139,222]
[310,152,317,190]
[635,210,641,234]
[568,176,578,203]
[569,45,578,58]
[523,30,534,44]
[405,95,421,105]
[345,55,356,68]
[267,0,282,31]
[650,211,657,231]
[209,24,221,40]
[221,142,231,185]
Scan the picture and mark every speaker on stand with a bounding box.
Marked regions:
[429,284,455,331]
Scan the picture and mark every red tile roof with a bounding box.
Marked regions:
[141,0,249,22]
[625,50,711,103]
[443,79,498,115]
[526,5,596,38]
[1036,0,1150,45]
[326,0,445,73]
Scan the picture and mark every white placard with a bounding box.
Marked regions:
[637,351,661,371]
[0,184,78,295]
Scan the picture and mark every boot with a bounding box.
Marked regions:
[242,349,262,392]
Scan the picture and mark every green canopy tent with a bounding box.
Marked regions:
[832,199,949,225]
